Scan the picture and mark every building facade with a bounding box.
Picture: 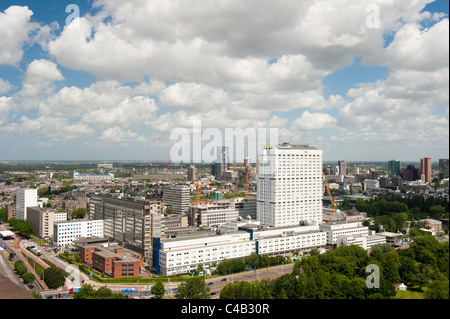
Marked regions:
[89,194,162,256]
[257,143,323,228]
[420,158,432,183]
[439,159,449,180]
[388,160,401,179]
[163,185,190,214]
[16,188,37,221]
[214,146,229,181]
[73,173,115,181]
[187,165,197,182]
[78,245,143,278]
[26,206,67,240]
[319,222,369,246]
[53,219,104,247]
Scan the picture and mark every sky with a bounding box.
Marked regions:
[0,0,448,162]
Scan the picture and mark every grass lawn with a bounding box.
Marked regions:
[24,255,46,277]
[393,286,428,299]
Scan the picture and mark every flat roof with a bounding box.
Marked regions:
[0,230,16,236]
[377,232,402,237]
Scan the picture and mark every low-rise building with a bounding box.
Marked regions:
[336,234,386,250]
[319,221,369,246]
[149,224,326,276]
[78,245,143,278]
[26,206,67,240]
[417,219,443,233]
[53,219,104,247]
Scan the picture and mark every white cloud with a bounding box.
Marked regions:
[100,127,139,143]
[81,95,158,128]
[18,59,64,110]
[0,6,38,65]
[0,79,12,94]
[18,116,94,141]
[292,111,337,131]
[0,96,13,125]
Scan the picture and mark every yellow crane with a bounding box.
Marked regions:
[194,177,213,204]
[322,171,337,217]
[228,157,252,197]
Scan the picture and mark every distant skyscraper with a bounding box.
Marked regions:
[16,188,38,221]
[257,143,323,227]
[338,161,347,176]
[214,146,229,181]
[439,159,449,180]
[388,160,401,179]
[401,165,420,181]
[420,157,432,183]
[187,165,197,181]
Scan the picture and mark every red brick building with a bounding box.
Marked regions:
[78,245,143,278]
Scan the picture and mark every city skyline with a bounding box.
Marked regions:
[0,0,449,161]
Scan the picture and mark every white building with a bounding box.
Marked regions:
[16,188,38,221]
[257,143,323,227]
[73,173,115,181]
[151,224,327,276]
[319,222,369,245]
[363,179,379,191]
[336,234,386,250]
[53,220,104,247]
[253,225,327,256]
[153,231,255,276]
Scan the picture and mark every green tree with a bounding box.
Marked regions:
[176,276,210,299]
[71,208,87,219]
[380,251,401,284]
[42,266,67,289]
[244,252,261,269]
[22,272,35,285]
[429,205,445,219]
[151,281,165,299]
[425,280,449,299]
[399,256,418,284]
[220,281,271,299]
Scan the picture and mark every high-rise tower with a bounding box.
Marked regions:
[420,157,432,183]
[257,143,323,228]
[16,188,37,221]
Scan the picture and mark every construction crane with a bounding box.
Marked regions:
[228,157,252,197]
[194,176,213,204]
[322,171,337,217]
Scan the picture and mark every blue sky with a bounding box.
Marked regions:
[0,0,448,162]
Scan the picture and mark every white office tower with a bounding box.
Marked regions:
[257,143,323,228]
[16,188,38,221]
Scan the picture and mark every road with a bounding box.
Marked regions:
[0,245,25,289]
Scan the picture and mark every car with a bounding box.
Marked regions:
[210,292,217,295]
[27,284,34,289]
[221,278,227,282]
[46,295,53,299]
[208,282,213,285]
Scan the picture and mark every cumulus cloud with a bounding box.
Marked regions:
[0,79,12,94]
[0,96,13,125]
[292,111,338,131]
[18,59,64,110]
[1,1,448,160]
[0,6,38,65]
[18,116,94,141]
